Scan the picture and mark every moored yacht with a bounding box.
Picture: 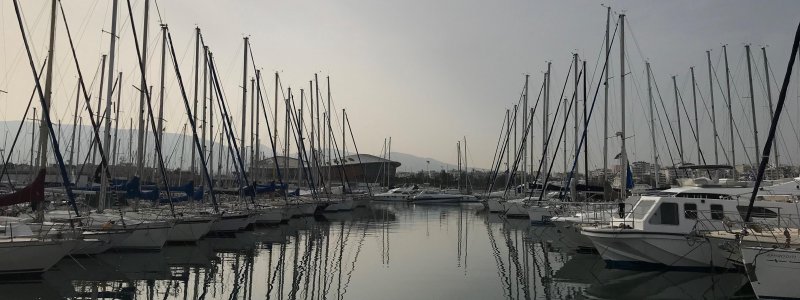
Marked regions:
[373,186,416,202]
[581,181,800,270]
[0,221,78,275]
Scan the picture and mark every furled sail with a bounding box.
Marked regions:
[0,169,45,207]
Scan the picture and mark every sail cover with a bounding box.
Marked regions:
[0,169,45,207]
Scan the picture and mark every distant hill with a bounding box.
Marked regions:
[389,152,456,173]
[0,121,468,172]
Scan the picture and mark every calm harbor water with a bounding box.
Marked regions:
[13,203,755,299]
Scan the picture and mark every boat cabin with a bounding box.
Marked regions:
[611,187,800,232]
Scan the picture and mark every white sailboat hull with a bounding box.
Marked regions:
[504,202,528,218]
[167,218,214,242]
[254,208,284,225]
[742,246,800,300]
[210,213,250,233]
[113,222,172,250]
[527,206,553,224]
[324,199,355,212]
[485,199,506,213]
[73,230,131,255]
[0,239,76,275]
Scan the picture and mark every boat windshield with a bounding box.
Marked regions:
[626,199,655,220]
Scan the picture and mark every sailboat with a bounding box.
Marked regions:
[0,170,78,274]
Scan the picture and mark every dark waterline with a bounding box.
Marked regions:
[10,203,754,299]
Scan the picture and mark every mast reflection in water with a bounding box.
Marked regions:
[18,204,755,299]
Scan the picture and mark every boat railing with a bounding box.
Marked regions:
[549,201,618,224]
[692,206,800,233]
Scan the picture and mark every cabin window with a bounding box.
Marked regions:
[710,204,724,220]
[649,202,679,225]
[736,206,778,219]
[658,203,679,225]
[684,203,698,219]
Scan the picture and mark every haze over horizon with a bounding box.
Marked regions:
[2,0,800,172]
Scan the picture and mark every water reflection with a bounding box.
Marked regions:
[15,204,756,299]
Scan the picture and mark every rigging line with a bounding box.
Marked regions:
[344,112,374,196]
[208,58,246,184]
[623,47,649,161]
[649,65,684,166]
[0,59,46,189]
[525,58,579,200]
[13,0,80,216]
[124,0,175,215]
[675,80,710,167]
[502,77,545,193]
[744,21,800,221]
[57,0,114,181]
[498,81,524,198]
[730,50,758,163]
[653,88,678,168]
[497,105,518,197]
[286,96,321,199]
[254,70,288,201]
[766,55,800,166]
[485,113,509,196]
[709,48,739,165]
[550,83,580,202]
[693,67,731,162]
[566,19,622,196]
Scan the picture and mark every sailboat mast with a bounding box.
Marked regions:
[602,6,610,199]
[506,109,510,178]
[201,44,208,189]
[513,104,517,185]
[464,136,468,192]
[583,60,588,186]
[691,67,700,165]
[36,0,57,177]
[250,78,255,172]
[192,27,200,175]
[285,87,290,185]
[112,72,122,166]
[523,74,528,185]
[92,55,106,168]
[724,45,736,178]
[543,63,550,183]
[70,79,79,169]
[762,47,779,169]
[31,108,36,170]
[76,117,82,178]
[100,0,119,211]
[274,72,278,181]
[255,70,261,179]
[745,45,760,166]
[156,24,167,172]
[315,74,320,186]
[242,37,249,173]
[673,75,684,165]
[619,13,627,201]
[571,53,578,201]
[707,50,719,165]
[327,76,332,192]
[209,51,215,183]
[309,80,315,187]
[647,62,659,188]
[136,0,149,178]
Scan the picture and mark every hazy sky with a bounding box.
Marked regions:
[2,0,800,172]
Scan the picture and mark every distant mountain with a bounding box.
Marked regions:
[0,121,466,172]
[389,152,456,173]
